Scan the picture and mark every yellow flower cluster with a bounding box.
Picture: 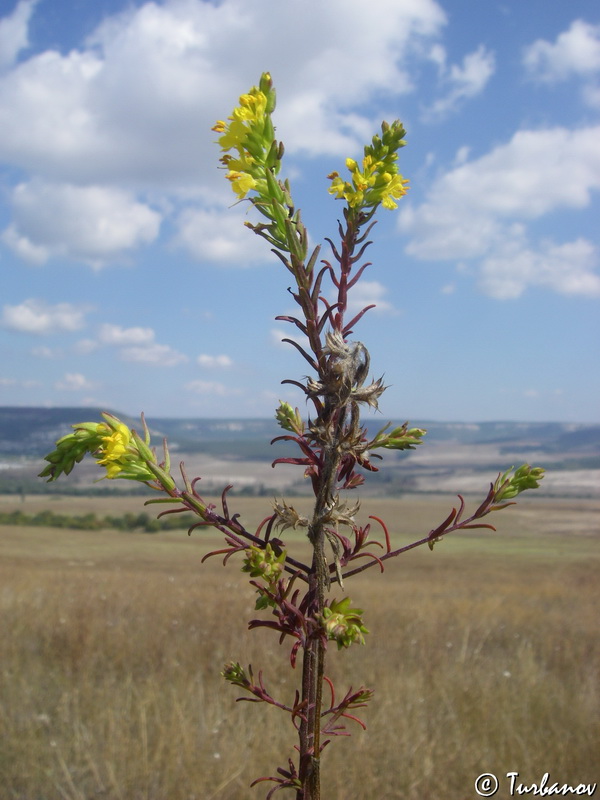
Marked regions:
[95,422,133,478]
[213,74,304,257]
[212,80,273,200]
[327,154,409,210]
[327,119,408,212]
[39,412,176,487]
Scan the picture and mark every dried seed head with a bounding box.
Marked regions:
[351,376,386,410]
[272,498,309,532]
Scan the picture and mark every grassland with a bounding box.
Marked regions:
[1,493,598,799]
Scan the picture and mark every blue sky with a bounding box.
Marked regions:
[0,0,599,423]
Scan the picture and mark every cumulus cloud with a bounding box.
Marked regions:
[1,298,88,334]
[84,322,187,366]
[120,343,187,366]
[0,0,447,182]
[176,207,268,265]
[98,323,155,346]
[523,20,600,109]
[398,125,600,298]
[2,181,161,267]
[197,354,233,368]
[0,0,36,69]
[186,379,230,396]
[0,376,39,388]
[479,238,600,299]
[345,280,396,315]
[523,19,600,81]
[400,126,600,258]
[0,0,454,267]
[74,338,98,355]
[54,372,94,391]
[270,328,306,349]
[424,44,495,120]
[31,345,60,358]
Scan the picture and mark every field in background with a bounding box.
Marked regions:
[1,494,599,799]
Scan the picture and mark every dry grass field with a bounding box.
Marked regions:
[1,493,599,799]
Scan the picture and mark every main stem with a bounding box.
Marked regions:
[293,209,364,799]
[297,417,345,800]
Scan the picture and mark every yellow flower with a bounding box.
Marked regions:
[226,171,257,199]
[213,84,272,202]
[379,173,409,209]
[346,188,365,207]
[215,88,268,154]
[217,118,250,151]
[224,154,256,173]
[347,155,376,191]
[232,89,267,123]
[96,422,132,479]
[327,172,346,199]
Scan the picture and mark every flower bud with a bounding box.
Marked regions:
[221,661,250,687]
[495,464,545,501]
[275,401,304,434]
[321,597,368,650]
[370,422,426,451]
[259,71,276,113]
[242,543,286,583]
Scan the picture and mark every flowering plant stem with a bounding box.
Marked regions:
[39,74,545,799]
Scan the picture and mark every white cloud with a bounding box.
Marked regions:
[74,338,98,355]
[523,20,600,109]
[197,354,233,368]
[54,372,94,391]
[99,323,155,346]
[400,125,600,256]
[0,0,36,69]
[345,280,395,315]
[91,322,186,366]
[398,125,600,298]
[0,0,447,183]
[2,181,161,267]
[31,345,60,358]
[176,207,267,264]
[1,298,88,334]
[270,328,306,349]
[1,227,47,264]
[524,20,600,81]
[0,0,458,267]
[0,376,39,388]
[120,343,187,366]
[479,238,600,299]
[583,83,600,110]
[186,379,230,396]
[424,45,495,120]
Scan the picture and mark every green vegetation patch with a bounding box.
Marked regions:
[0,508,196,533]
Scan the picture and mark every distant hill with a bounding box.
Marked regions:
[0,408,282,459]
[1,407,599,497]
[1,406,598,458]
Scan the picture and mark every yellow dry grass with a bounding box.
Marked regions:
[1,494,598,799]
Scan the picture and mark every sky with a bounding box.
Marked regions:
[0,0,599,424]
